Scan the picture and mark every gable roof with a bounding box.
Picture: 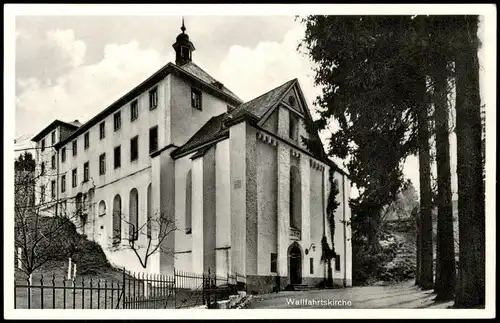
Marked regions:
[31,119,80,142]
[229,78,297,120]
[171,80,298,159]
[171,112,230,159]
[51,62,243,149]
[180,62,242,102]
[171,78,349,177]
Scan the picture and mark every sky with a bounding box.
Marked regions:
[13,14,488,201]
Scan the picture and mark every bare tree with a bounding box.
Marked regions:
[111,209,178,270]
[14,163,87,278]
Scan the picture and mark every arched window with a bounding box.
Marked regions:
[112,194,121,244]
[129,188,139,241]
[289,166,302,229]
[98,200,106,217]
[185,170,192,234]
[147,184,152,238]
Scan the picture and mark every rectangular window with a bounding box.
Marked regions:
[149,87,158,110]
[131,100,139,121]
[61,174,66,193]
[130,136,139,162]
[72,140,77,156]
[99,153,106,175]
[335,254,341,271]
[51,155,56,169]
[270,253,278,273]
[99,122,106,139]
[51,131,56,145]
[310,258,314,274]
[40,185,45,202]
[114,146,121,169]
[149,126,158,153]
[84,132,89,149]
[51,180,56,199]
[191,88,202,110]
[61,200,67,215]
[289,113,298,141]
[114,111,121,131]
[83,162,89,182]
[41,162,45,175]
[72,168,77,188]
[41,139,45,152]
[61,147,66,163]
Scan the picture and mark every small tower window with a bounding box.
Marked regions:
[191,88,202,110]
[180,46,189,59]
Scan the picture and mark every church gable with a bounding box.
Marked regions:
[261,108,279,134]
[280,86,307,116]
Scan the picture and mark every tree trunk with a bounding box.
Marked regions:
[454,15,485,308]
[415,214,421,286]
[432,58,456,301]
[417,74,434,290]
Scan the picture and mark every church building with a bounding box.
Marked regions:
[30,20,353,293]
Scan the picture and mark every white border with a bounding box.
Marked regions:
[4,3,496,320]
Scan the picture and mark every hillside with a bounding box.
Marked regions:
[14,216,123,283]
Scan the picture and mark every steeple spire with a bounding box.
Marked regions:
[172,16,195,66]
[181,17,186,33]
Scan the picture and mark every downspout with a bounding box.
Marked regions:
[322,168,326,281]
[342,174,347,287]
[55,147,59,218]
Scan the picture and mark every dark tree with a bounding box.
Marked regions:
[454,15,485,308]
[431,56,456,300]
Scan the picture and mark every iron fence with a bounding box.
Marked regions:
[14,268,245,309]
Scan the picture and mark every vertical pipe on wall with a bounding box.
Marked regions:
[342,174,347,288]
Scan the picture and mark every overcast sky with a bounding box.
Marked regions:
[13,13,489,200]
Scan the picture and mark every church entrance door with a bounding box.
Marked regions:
[289,244,302,285]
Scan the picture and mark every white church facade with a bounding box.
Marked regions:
[31,21,352,293]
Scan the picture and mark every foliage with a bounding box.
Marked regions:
[15,152,36,172]
[298,16,430,257]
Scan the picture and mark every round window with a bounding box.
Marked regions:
[288,95,296,107]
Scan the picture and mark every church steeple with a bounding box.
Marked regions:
[172,17,195,66]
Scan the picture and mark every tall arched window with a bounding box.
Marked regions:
[289,166,302,229]
[147,184,152,238]
[98,200,106,217]
[112,194,122,244]
[185,170,192,234]
[129,188,139,241]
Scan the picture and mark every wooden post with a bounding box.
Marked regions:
[67,258,72,280]
[17,247,22,269]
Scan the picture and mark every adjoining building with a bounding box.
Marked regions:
[30,20,352,293]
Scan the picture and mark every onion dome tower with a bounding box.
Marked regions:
[172,17,196,66]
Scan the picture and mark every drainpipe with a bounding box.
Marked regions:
[322,169,326,281]
[342,174,347,288]
[55,147,59,218]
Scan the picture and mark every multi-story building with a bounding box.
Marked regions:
[30,21,352,293]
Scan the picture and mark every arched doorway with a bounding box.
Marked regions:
[288,243,302,285]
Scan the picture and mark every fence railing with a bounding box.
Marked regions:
[14,268,245,309]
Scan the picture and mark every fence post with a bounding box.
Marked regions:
[17,247,22,269]
[67,258,72,280]
[122,267,126,309]
[173,267,176,309]
[202,271,205,306]
[28,274,32,309]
